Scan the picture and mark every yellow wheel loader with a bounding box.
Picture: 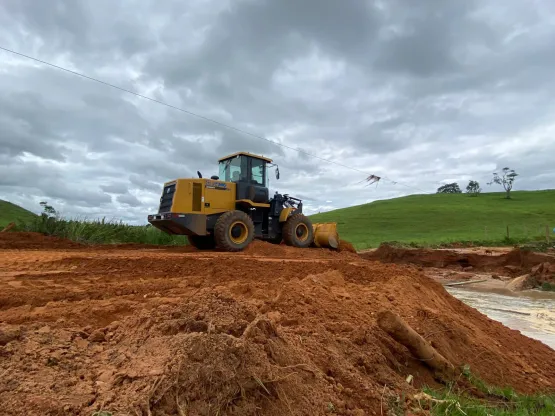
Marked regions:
[148,152,339,252]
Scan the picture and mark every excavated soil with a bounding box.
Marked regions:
[1,233,555,415]
[362,244,555,284]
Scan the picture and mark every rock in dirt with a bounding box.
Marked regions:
[506,274,534,291]
[88,329,106,343]
[0,325,21,346]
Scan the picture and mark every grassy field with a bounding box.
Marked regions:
[309,190,555,250]
[18,214,189,245]
[0,200,37,228]
[3,190,555,249]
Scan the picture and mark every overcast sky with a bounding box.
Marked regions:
[1,0,554,223]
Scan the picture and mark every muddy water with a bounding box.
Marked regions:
[447,287,555,349]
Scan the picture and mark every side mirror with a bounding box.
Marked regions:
[275,166,280,180]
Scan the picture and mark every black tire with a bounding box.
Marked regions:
[214,210,254,252]
[187,235,216,250]
[283,214,314,248]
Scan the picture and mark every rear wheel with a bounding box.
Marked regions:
[187,235,216,250]
[283,214,314,248]
[214,210,254,251]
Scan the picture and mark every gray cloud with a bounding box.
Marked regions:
[100,183,129,194]
[117,193,142,207]
[1,0,554,221]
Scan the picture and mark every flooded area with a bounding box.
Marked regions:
[448,287,555,349]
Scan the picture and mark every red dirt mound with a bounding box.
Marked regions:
[1,239,554,415]
[338,239,357,253]
[242,239,289,256]
[0,231,84,250]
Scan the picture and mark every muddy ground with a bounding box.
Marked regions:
[362,244,555,291]
[1,233,555,416]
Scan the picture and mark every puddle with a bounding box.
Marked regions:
[447,287,555,349]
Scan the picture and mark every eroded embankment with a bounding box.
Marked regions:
[361,244,555,288]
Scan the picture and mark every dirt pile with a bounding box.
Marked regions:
[1,234,555,415]
[0,232,84,250]
[338,239,357,253]
[243,239,359,259]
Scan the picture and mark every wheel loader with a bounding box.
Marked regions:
[147,152,339,252]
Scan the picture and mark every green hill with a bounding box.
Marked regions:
[309,190,555,250]
[0,200,37,228]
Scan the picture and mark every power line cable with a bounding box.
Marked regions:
[0,45,426,192]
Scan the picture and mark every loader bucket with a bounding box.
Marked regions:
[312,222,339,249]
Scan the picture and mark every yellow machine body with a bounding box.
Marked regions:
[149,151,342,250]
[167,178,237,215]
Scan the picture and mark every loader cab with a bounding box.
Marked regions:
[218,152,271,203]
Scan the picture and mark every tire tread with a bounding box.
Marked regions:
[282,213,314,248]
[214,210,254,251]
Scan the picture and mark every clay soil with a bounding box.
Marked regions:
[1,233,555,416]
[362,244,555,288]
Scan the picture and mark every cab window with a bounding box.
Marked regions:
[218,156,247,182]
[251,158,265,185]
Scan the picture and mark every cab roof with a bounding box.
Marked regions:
[218,152,273,163]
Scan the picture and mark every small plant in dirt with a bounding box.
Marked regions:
[466,180,481,196]
[489,167,518,199]
[541,282,555,292]
[92,411,112,416]
[422,366,555,415]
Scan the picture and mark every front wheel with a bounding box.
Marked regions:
[214,210,255,252]
[187,235,216,250]
[283,214,314,248]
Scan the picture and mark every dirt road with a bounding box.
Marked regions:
[1,233,555,415]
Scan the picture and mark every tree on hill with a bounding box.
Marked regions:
[488,167,518,199]
[39,201,57,218]
[436,183,462,194]
[466,180,481,196]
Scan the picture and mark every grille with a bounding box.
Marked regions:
[192,183,202,212]
[158,183,176,213]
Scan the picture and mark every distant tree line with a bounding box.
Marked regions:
[436,167,518,199]
[436,183,463,194]
[436,181,481,196]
